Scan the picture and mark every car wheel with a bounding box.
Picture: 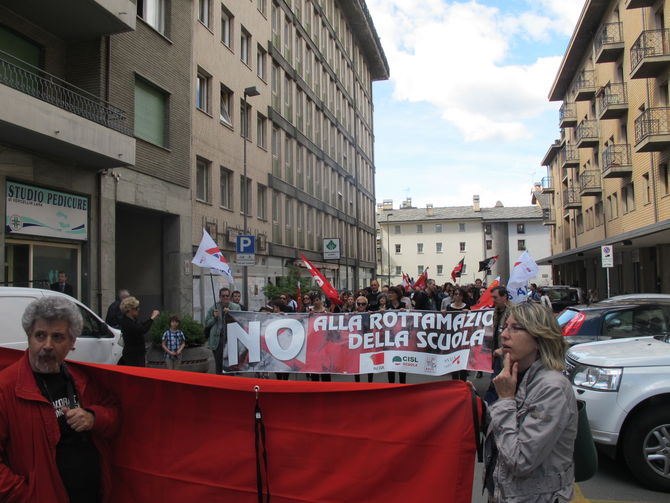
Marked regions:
[623,407,670,492]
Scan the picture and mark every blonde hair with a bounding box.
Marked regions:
[507,302,567,371]
[120,296,140,314]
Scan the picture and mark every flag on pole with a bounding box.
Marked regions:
[401,272,411,292]
[451,258,465,283]
[192,229,235,284]
[414,267,429,290]
[471,277,500,310]
[300,254,342,305]
[507,251,539,304]
[478,255,499,272]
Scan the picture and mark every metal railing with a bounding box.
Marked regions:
[541,176,554,190]
[542,207,555,222]
[562,187,581,207]
[560,144,580,165]
[631,28,670,70]
[602,143,632,170]
[576,119,599,143]
[0,49,131,136]
[579,170,601,192]
[634,107,670,145]
[573,69,595,92]
[559,102,576,124]
[598,82,628,111]
[595,22,623,54]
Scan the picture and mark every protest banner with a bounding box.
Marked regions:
[222,310,494,375]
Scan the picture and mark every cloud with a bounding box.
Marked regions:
[367,0,585,141]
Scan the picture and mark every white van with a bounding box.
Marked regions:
[0,287,122,365]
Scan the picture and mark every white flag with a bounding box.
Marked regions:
[192,229,234,283]
[507,251,539,304]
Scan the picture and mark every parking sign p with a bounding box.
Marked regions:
[237,235,255,254]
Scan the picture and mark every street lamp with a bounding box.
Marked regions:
[242,85,260,309]
[386,212,393,286]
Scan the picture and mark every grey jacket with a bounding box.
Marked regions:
[488,359,577,503]
[204,302,241,351]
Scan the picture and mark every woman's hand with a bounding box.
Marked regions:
[493,353,518,399]
[151,310,160,320]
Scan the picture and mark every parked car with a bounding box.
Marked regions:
[565,333,670,492]
[540,285,584,313]
[0,287,122,365]
[557,296,670,346]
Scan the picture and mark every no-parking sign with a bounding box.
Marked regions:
[601,245,613,268]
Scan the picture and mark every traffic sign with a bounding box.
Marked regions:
[323,238,341,260]
[236,235,255,266]
[601,245,613,268]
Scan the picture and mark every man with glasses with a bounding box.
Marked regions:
[353,296,374,383]
[204,287,241,374]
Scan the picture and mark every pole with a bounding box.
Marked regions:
[386,213,392,286]
[209,272,217,309]
[242,91,249,309]
[606,267,611,299]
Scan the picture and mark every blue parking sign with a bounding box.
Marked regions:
[236,235,255,254]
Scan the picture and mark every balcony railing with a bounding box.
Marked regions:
[0,50,131,136]
[595,22,624,63]
[573,69,596,101]
[559,102,577,128]
[630,28,670,79]
[541,176,554,192]
[634,107,670,152]
[542,207,555,225]
[563,187,581,209]
[598,82,628,119]
[602,143,632,178]
[576,119,599,148]
[579,169,602,195]
[560,144,580,168]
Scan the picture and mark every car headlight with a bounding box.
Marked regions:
[571,364,622,391]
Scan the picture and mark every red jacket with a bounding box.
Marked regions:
[0,351,119,502]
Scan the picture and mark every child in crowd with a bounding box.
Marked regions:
[162,315,186,370]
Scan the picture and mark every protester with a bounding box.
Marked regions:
[485,286,511,404]
[50,271,74,296]
[341,292,355,313]
[353,296,374,383]
[440,287,454,311]
[527,283,541,303]
[366,279,381,310]
[484,302,577,503]
[0,296,119,502]
[386,286,407,384]
[443,287,469,312]
[161,315,186,370]
[231,290,247,311]
[119,296,159,367]
[286,294,298,312]
[104,289,130,328]
[377,293,389,312]
[278,293,295,312]
[204,287,241,374]
[540,288,553,310]
[308,291,331,382]
[301,293,312,312]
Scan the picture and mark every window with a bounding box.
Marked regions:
[395,266,402,275]
[595,201,604,226]
[436,242,443,253]
[256,44,266,80]
[196,157,210,202]
[240,176,251,215]
[435,224,442,233]
[138,0,166,34]
[196,70,210,112]
[517,223,525,234]
[220,84,233,126]
[486,239,492,250]
[285,198,294,246]
[395,244,401,254]
[417,243,424,254]
[417,265,424,276]
[198,0,210,27]
[437,265,443,276]
[271,127,281,176]
[271,64,281,110]
[416,224,423,233]
[284,136,293,183]
[459,242,466,252]
[271,3,280,46]
[283,15,292,62]
[257,0,267,16]
[459,223,466,232]
[484,224,492,234]
[394,225,401,234]
[221,5,233,48]
[220,167,233,209]
[284,75,293,121]
[662,163,670,195]
[256,113,267,148]
[240,99,251,139]
[272,191,282,243]
[518,239,526,251]
[643,173,651,204]
[257,184,267,220]
[240,28,251,65]
[134,77,167,147]
[622,183,636,213]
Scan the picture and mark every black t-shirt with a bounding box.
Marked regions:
[35,370,101,503]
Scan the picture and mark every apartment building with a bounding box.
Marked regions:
[0,0,193,315]
[376,197,552,287]
[539,0,670,295]
[191,0,388,311]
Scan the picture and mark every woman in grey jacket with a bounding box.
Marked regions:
[485,302,577,503]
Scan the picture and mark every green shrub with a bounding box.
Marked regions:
[263,263,315,301]
[149,313,206,347]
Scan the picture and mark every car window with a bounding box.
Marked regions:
[77,305,111,338]
[603,310,634,339]
[557,309,578,327]
[632,306,668,336]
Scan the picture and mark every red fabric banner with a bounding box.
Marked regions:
[471,278,501,310]
[300,254,342,305]
[0,348,479,503]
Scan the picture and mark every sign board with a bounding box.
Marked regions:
[601,245,613,268]
[236,235,255,265]
[5,181,88,241]
[322,237,341,260]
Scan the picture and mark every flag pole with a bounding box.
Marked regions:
[208,272,217,308]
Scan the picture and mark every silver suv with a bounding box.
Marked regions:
[565,333,670,492]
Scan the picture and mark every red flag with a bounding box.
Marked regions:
[300,254,342,305]
[451,258,465,282]
[471,277,500,310]
[401,272,411,292]
[414,267,429,290]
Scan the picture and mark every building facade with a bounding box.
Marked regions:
[376,197,552,287]
[191,0,388,313]
[540,0,670,296]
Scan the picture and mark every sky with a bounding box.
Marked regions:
[367,0,586,209]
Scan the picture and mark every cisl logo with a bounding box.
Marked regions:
[392,356,402,365]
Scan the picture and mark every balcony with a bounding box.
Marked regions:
[559,102,577,128]
[602,144,633,178]
[597,82,628,120]
[563,187,582,210]
[595,22,624,63]
[560,144,580,169]
[541,176,554,193]
[579,170,602,196]
[576,119,599,148]
[542,207,556,226]
[0,0,135,41]
[630,29,670,79]
[634,107,670,152]
[0,50,134,168]
[626,0,656,9]
[573,70,596,101]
